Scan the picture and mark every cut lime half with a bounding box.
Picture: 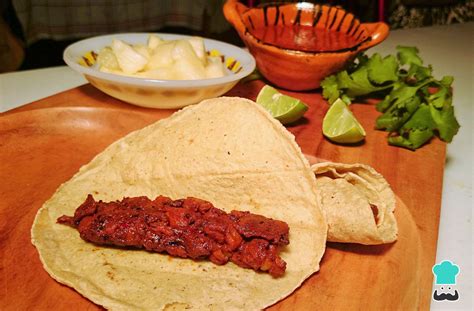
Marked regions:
[322,98,366,143]
[256,85,308,124]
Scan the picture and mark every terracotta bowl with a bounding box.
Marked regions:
[223,0,389,91]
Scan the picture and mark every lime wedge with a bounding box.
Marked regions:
[322,98,366,143]
[256,85,308,124]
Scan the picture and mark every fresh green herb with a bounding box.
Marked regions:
[320,46,460,150]
[241,69,264,83]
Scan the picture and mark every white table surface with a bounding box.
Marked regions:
[0,23,472,310]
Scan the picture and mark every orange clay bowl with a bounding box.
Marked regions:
[224,0,389,91]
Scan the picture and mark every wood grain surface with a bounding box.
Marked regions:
[0,81,446,310]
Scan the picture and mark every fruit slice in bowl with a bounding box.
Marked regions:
[64,33,256,109]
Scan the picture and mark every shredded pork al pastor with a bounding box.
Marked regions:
[58,195,289,277]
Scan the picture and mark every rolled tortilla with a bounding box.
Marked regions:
[312,162,398,245]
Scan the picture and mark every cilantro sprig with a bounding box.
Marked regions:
[321,46,460,150]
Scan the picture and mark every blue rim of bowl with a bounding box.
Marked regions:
[63,33,256,88]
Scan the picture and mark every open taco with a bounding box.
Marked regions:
[31,97,327,310]
[311,162,398,245]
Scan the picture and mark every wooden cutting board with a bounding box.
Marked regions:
[0,82,445,310]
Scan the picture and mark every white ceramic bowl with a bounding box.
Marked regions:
[63,33,256,109]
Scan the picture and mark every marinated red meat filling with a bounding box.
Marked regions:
[58,195,289,277]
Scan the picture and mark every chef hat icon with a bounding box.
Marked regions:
[432,260,459,285]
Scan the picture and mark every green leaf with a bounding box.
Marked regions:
[347,53,369,72]
[427,84,452,109]
[320,75,340,104]
[241,69,263,83]
[367,54,399,84]
[376,81,420,112]
[376,93,393,112]
[401,104,436,130]
[439,76,454,87]
[341,94,352,105]
[387,104,435,150]
[430,105,460,142]
[397,46,423,66]
[388,129,434,150]
[337,68,387,98]
[376,95,421,131]
[406,64,432,82]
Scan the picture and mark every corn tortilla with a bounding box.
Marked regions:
[32,97,327,310]
[311,162,397,245]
